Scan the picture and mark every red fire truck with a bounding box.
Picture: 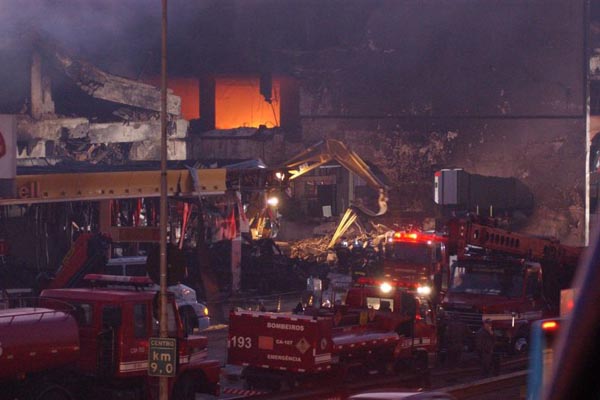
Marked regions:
[227,278,437,391]
[0,275,220,400]
[381,229,449,303]
[439,217,583,355]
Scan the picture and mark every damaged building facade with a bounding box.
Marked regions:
[0,0,592,256]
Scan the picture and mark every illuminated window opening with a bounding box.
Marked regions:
[215,77,281,129]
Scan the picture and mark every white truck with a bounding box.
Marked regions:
[105,256,211,332]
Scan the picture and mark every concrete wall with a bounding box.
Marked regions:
[16,117,190,161]
[191,130,288,165]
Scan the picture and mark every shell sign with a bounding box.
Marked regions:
[0,130,5,158]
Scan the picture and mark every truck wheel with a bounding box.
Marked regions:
[245,376,281,391]
[268,378,282,392]
[284,376,300,391]
[172,373,197,400]
[393,358,411,375]
[244,373,272,391]
[244,375,259,390]
[35,385,74,400]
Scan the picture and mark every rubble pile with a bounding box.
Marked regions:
[56,140,132,164]
[289,236,334,263]
[288,221,392,265]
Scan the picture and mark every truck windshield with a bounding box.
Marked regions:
[366,297,394,311]
[449,263,524,297]
[385,242,432,264]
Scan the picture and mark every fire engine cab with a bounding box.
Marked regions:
[381,229,448,302]
[0,274,220,400]
[441,248,547,353]
[439,217,583,355]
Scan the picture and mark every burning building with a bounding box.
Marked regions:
[0,0,593,248]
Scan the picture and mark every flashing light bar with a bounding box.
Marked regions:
[394,231,419,240]
[391,230,446,244]
[541,320,558,331]
[356,277,418,289]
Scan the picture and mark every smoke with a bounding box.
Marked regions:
[0,0,215,78]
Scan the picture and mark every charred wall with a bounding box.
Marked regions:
[191,0,585,244]
[299,118,584,244]
[288,0,586,244]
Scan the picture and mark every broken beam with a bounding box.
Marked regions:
[35,38,181,115]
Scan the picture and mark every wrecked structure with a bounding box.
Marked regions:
[14,36,188,162]
[0,1,592,292]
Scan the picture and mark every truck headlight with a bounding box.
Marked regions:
[380,282,393,294]
[417,286,432,295]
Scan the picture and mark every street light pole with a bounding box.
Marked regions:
[159,0,169,399]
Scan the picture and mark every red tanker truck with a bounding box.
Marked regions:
[0,275,220,400]
[227,278,437,391]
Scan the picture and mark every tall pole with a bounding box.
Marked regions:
[584,0,591,246]
[159,0,169,398]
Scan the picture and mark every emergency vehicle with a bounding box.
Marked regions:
[526,287,578,399]
[439,217,583,355]
[381,229,449,302]
[527,318,562,399]
[227,277,437,391]
[0,274,220,400]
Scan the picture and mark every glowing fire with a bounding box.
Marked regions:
[143,76,282,129]
[215,77,280,129]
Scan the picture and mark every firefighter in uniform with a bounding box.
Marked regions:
[475,318,496,377]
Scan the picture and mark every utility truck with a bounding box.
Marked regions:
[439,217,583,354]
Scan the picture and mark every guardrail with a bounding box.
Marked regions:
[443,370,527,399]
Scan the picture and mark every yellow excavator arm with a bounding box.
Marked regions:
[285,140,388,192]
[281,139,389,247]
